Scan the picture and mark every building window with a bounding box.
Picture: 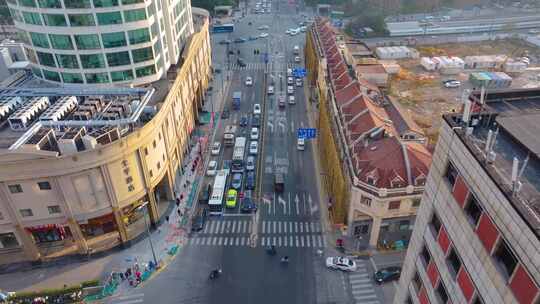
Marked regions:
[446,247,461,278]
[471,295,484,304]
[360,197,371,207]
[412,199,421,207]
[97,12,123,25]
[80,54,106,68]
[430,212,442,236]
[49,34,74,50]
[37,51,56,67]
[20,209,34,217]
[126,176,133,183]
[435,282,449,304]
[149,170,153,177]
[388,201,401,210]
[20,0,37,6]
[157,162,161,170]
[412,271,422,292]
[43,13,67,26]
[124,8,147,23]
[38,0,62,8]
[0,233,20,249]
[445,162,458,188]
[43,70,61,82]
[399,220,410,231]
[132,47,154,63]
[75,34,101,50]
[106,51,131,67]
[141,64,157,78]
[102,32,127,48]
[111,70,134,82]
[464,195,483,226]
[38,181,51,190]
[8,184,23,193]
[93,0,119,7]
[30,32,50,48]
[64,0,91,8]
[144,147,149,155]
[69,14,95,26]
[47,205,61,214]
[56,54,79,69]
[420,244,431,266]
[61,73,84,84]
[152,140,156,148]
[493,239,517,280]
[85,73,110,84]
[22,12,42,25]
[122,0,144,4]
[128,185,135,192]
[128,28,151,45]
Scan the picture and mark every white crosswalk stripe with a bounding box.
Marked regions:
[107,293,145,304]
[348,265,380,304]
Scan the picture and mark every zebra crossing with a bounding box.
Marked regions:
[106,293,144,304]
[348,262,380,304]
[186,219,325,248]
[226,62,299,71]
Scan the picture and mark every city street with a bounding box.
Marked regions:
[105,1,401,303]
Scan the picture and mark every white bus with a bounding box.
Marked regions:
[231,137,247,172]
[208,170,228,215]
[223,125,237,146]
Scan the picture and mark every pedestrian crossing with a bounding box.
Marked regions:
[348,263,380,304]
[187,219,325,248]
[226,62,299,71]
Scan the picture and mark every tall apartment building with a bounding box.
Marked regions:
[394,89,540,304]
[6,0,193,86]
[0,7,211,264]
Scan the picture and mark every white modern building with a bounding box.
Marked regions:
[7,0,194,86]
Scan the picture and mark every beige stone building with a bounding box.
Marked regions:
[306,18,432,250]
[0,10,212,263]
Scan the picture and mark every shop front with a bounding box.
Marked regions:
[26,224,70,244]
[377,216,415,250]
[0,232,20,249]
[80,213,117,238]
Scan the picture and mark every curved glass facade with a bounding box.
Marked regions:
[8,0,194,86]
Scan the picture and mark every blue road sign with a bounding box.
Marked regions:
[292,68,307,78]
[297,128,317,139]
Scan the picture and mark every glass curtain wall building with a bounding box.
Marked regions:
[7,0,194,85]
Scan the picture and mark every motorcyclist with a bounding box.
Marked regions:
[210,268,222,279]
[281,256,289,263]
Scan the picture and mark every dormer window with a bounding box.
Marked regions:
[390,175,405,188]
[366,176,376,185]
[415,175,426,186]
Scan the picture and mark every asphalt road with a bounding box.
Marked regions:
[105,1,401,303]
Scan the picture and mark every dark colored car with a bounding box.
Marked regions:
[219,39,231,45]
[240,115,248,127]
[231,173,243,190]
[191,208,208,232]
[234,38,246,43]
[251,114,261,127]
[237,58,247,67]
[221,108,230,119]
[198,184,212,204]
[374,266,402,283]
[241,196,257,213]
[245,171,256,190]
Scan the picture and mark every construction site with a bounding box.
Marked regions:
[384,38,540,146]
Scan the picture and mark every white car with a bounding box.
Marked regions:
[287,68,292,77]
[253,103,261,115]
[259,33,269,38]
[287,77,294,85]
[245,76,253,86]
[268,86,274,94]
[211,142,221,155]
[206,160,218,176]
[287,86,294,95]
[326,257,357,272]
[249,141,258,155]
[295,78,302,87]
[246,155,256,171]
[294,56,301,63]
[250,127,259,140]
[443,80,461,88]
[288,95,295,104]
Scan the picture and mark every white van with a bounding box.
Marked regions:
[297,138,305,151]
[287,68,292,77]
[293,45,300,55]
[288,95,295,104]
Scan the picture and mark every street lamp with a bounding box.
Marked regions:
[136,201,158,267]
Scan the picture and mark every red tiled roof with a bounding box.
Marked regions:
[333,72,352,90]
[335,82,362,106]
[330,62,347,79]
[385,97,424,136]
[350,137,431,188]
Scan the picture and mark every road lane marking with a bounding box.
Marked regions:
[218,237,223,245]
[232,221,237,233]
[300,235,304,247]
[273,221,276,233]
[300,222,303,233]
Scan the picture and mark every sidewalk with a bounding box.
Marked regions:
[0,71,231,296]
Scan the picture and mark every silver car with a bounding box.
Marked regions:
[246,156,256,171]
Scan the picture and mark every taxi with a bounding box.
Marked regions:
[226,189,238,208]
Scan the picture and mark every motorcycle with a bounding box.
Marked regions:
[280,256,289,264]
[209,268,222,280]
